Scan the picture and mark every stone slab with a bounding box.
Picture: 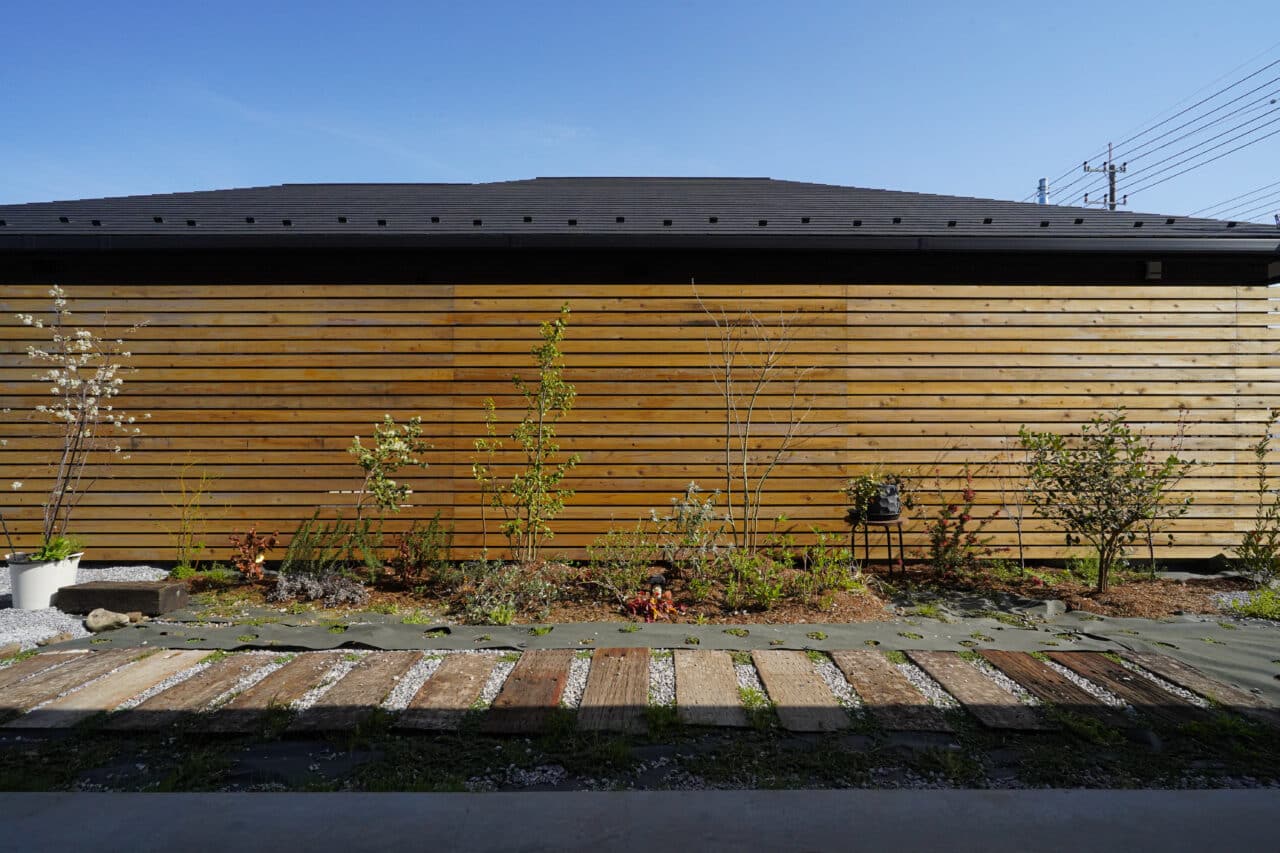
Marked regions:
[751,650,849,732]
[105,654,274,731]
[1047,652,1206,728]
[483,650,573,735]
[578,648,648,734]
[0,650,139,718]
[980,650,1130,730]
[1123,652,1280,728]
[674,651,749,728]
[909,651,1055,731]
[202,652,343,734]
[396,654,499,731]
[7,650,206,729]
[52,581,188,616]
[288,652,422,733]
[830,650,951,732]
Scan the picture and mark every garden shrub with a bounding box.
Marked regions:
[584,520,661,604]
[793,528,860,601]
[1236,409,1280,588]
[724,549,785,611]
[269,572,369,608]
[279,510,380,580]
[228,526,279,581]
[651,482,724,593]
[922,465,1001,575]
[389,513,454,588]
[447,559,562,624]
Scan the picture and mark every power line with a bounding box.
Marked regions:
[1219,192,1280,222]
[1124,124,1280,199]
[1190,178,1280,216]
[1117,84,1280,164]
[1120,105,1280,185]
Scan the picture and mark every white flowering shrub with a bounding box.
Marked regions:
[12,285,148,544]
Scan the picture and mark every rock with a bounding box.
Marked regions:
[127,611,147,623]
[0,642,21,659]
[85,608,131,633]
[36,632,75,647]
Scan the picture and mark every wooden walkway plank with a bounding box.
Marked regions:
[288,652,421,733]
[0,650,139,719]
[1123,652,1280,728]
[674,650,749,728]
[105,653,274,731]
[909,651,1056,731]
[578,648,648,734]
[829,650,951,732]
[483,650,574,735]
[7,650,206,729]
[395,654,500,731]
[751,650,849,732]
[1047,652,1204,727]
[0,652,87,692]
[202,652,344,734]
[980,650,1130,729]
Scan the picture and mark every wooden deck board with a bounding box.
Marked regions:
[1047,652,1204,727]
[0,652,87,692]
[578,648,648,734]
[0,650,139,718]
[105,654,274,731]
[830,650,951,732]
[909,651,1055,731]
[674,650,749,728]
[288,652,421,733]
[980,650,1130,729]
[751,650,849,732]
[483,650,574,735]
[202,652,343,734]
[1123,652,1280,728]
[395,654,499,731]
[6,650,206,729]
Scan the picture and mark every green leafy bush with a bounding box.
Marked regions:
[446,559,562,624]
[389,513,454,588]
[651,482,723,587]
[280,510,380,579]
[584,520,661,604]
[1236,409,1280,588]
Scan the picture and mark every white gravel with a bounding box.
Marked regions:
[207,652,287,710]
[292,653,366,712]
[0,564,169,651]
[649,651,675,706]
[476,654,515,708]
[1212,590,1253,610]
[813,655,863,710]
[1120,657,1212,709]
[561,654,591,709]
[381,653,442,711]
[1042,658,1131,710]
[966,655,1040,706]
[894,659,960,710]
[735,661,766,695]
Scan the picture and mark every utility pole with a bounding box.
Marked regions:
[1083,142,1127,210]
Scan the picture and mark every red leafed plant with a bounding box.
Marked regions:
[625,589,682,622]
[229,525,279,580]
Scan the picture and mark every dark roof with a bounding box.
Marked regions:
[1,177,1277,253]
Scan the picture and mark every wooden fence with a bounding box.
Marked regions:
[1,282,1274,562]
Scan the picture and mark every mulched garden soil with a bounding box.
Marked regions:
[183,563,1251,625]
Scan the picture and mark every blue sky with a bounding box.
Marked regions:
[3,1,1277,219]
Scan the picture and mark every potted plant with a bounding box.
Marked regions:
[843,468,903,524]
[6,286,145,609]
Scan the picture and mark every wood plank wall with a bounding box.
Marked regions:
[1,282,1274,562]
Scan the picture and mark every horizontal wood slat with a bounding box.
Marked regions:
[0,283,1269,560]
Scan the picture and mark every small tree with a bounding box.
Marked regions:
[473,304,580,563]
[995,438,1033,574]
[1236,408,1280,588]
[1019,409,1195,593]
[1136,404,1196,577]
[349,415,430,522]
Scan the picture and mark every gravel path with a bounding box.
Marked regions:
[476,654,515,708]
[813,655,863,710]
[0,564,169,651]
[1121,657,1211,709]
[895,660,960,710]
[382,654,442,711]
[966,655,1040,706]
[649,651,675,706]
[293,653,365,712]
[1042,658,1132,710]
[561,654,591,709]
[114,654,215,711]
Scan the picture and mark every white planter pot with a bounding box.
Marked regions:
[6,552,83,610]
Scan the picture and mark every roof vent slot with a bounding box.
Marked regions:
[282,219,292,226]
[430,216,440,224]
[892,217,901,224]
[801,216,810,224]
[983,217,993,225]
[663,219,672,226]
[337,216,347,224]
[153,216,164,224]
[709,216,718,224]
[91,219,101,226]
[758,219,768,226]
[245,216,255,224]
[0,220,6,227]
[1040,220,1050,228]
[568,218,578,226]
[186,219,197,227]
[378,219,388,226]
[947,220,956,227]
[1165,217,1176,224]
[1133,221,1144,228]
[58,216,69,224]
[616,216,625,223]
[1074,218,1084,225]
[523,216,532,223]
[852,219,862,227]
[472,219,481,226]
[1227,221,1237,228]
